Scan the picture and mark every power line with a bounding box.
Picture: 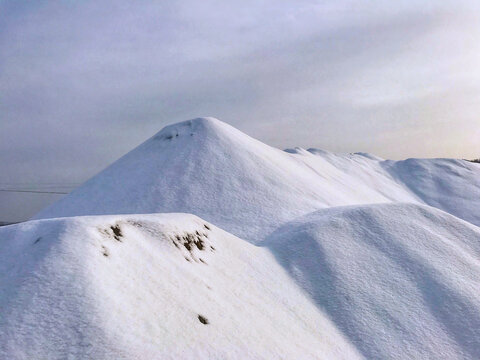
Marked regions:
[0,182,80,185]
[0,189,69,194]
[0,184,79,189]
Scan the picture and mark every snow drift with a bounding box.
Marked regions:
[267,203,480,360]
[3,204,480,359]
[0,214,359,360]
[382,158,480,227]
[33,118,480,243]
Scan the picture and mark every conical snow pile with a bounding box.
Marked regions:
[33,117,480,242]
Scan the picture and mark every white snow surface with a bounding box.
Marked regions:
[33,117,480,242]
[0,214,360,360]
[3,118,480,359]
[3,205,480,359]
[266,203,480,360]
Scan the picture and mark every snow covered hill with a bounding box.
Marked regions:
[0,214,359,360]
[266,203,480,360]
[33,117,480,242]
[382,158,480,227]
[2,204,480,359]
[4,117,480,359]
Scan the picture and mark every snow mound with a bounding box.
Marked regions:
[266,203,480,360]
[34,117,415,242]
[383,158,480,226]
[34,118,480,241]
[0,214,360,360]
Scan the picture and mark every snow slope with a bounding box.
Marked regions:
[4,204,480,359]
[14,117,480,359]
[0,214,360,360]
[266,203,480,360]
[382,158,480,227]
[34,117,480,242]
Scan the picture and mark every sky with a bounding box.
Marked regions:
[1,0,480,222]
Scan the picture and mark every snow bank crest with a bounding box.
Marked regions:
[152,117,236,141]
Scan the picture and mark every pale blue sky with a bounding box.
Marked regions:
[1,0,479,221]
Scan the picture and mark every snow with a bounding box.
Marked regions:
[3,117,480,358]
[0,214,360,359]
[33,117,480,243]
[382,158,480,227]
[4,206,480,359]
[266,203,480,360]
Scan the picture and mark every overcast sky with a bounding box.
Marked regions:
[1,0,480,222]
